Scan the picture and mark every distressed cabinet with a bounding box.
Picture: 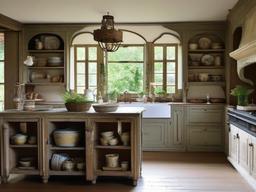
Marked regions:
[142,118,170,150]
[171,105,185,147]
[186,105,224,151]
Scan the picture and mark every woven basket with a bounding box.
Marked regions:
[65,103,91,112]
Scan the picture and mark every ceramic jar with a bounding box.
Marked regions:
[105,154,119,168]
[120,132,130,146]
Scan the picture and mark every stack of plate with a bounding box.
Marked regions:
[51,153,69,170]
[47,57,63,67]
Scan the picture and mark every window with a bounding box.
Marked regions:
[153,44,178,94]
[0,33,4,111]
[107,45,144,93]
[74,45,98,94]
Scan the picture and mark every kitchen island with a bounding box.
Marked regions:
[0,107,144,186]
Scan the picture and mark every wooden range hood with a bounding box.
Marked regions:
[229,7,256,86]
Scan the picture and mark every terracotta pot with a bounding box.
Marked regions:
[65,103,91,112]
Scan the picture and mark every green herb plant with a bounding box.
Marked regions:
[64,91,93,104]
[230,85,254,96]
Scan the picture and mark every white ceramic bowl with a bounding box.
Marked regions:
[101,131,114,138]
[109,138,118,146]
[189,43,198,50]
[12,134,28,145]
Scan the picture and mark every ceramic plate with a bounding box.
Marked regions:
[201,54,214,65]
[198,37,212,49]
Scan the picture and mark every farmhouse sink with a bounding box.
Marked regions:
[118,102,171,118]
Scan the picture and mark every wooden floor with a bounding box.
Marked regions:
[0,152,254,192]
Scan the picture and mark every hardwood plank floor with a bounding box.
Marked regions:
[0,152,254,192]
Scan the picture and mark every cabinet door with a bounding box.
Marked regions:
[142,119,168,148]
[189,127,205,145]
[250,136,256,179]
[173,108,184,145]
[205,128,222,146]
[229,124,239,162]
[238,129,250,171]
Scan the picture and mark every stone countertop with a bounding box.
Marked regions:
[0,107,145,116]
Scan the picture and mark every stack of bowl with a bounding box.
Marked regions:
[100,131,118,146]
[47,57,63,67]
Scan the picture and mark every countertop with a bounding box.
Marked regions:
[0,107,145,116]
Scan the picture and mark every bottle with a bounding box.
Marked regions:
[35,39,43,50]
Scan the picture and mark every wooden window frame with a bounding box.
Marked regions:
[74,45,99,93]
[153,43,178,94]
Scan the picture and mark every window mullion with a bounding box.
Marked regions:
[85,47,89,89]
[163,46,167,92]
[74,45,78,92]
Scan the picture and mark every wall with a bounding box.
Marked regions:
[226,0,256,105]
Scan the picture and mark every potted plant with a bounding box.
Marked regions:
[64,91,93,112]
[230,85,254,106]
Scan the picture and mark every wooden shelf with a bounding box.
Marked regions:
[28,50,64,53]
[96,169,131,176]
[26,82,65,86]
[188,49,225,53]
[188,81,226,86]
[11,168,39,175]
[49,146,85,150]
[10,144,37,148]
[95,145,131,150]
[28,66,64,69]
[49,170,85,176]
[188,66,224,69]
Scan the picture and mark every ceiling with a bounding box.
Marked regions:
[0,0,238,23]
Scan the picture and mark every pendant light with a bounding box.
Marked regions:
[93,13,123,52]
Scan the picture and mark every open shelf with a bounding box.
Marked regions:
[188,49,225,53]
[188,81,225,86]
[10,144,37,148]
[11,168,40,175]
[26,82,65,86]
[49,170,85,176]
[28,50,64,53]
[96,170,132,177]
[188,66,224,69]
[28,66,64,69]
[49,146,85,151]
[95,145,131,150]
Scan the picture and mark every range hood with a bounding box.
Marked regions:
[229,7,256,86]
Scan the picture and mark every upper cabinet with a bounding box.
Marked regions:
[23,31,67,105]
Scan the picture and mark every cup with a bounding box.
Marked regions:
[121,161,129,171]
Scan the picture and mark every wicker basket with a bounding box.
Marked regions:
[65,103,91,112]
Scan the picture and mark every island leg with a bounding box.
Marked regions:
[42,176,49,184]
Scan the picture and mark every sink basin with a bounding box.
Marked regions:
[119,102,171,118]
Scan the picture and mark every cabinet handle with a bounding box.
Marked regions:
[249,143,253,147]
[236,133,239,139]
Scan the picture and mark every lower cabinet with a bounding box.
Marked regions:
[186,105,224,151]
[0,114,142,186]
[142,119,169,150]
[228,123,256,190]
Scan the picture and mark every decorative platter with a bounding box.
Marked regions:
[198,37,212,49]
[43,36,60,50]
[200,54,214,66]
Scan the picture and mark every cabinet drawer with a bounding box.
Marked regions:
[187,107,223,123]
[188,125,222,146]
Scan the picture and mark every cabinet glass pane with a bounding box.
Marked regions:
[167,46,175,60]
[76,47,85,61]
[167,62,175,73]
[154,62,163,73]
[167,74,175,85]
[77,74,85,86]
[88,47,97,60]
[0,85,4,101]
[89,62,97,74]
[154,46,163,60]
[77,62,85,73]
[167,86,175,93]
[0,62,4,83]
[0,33,4,60]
